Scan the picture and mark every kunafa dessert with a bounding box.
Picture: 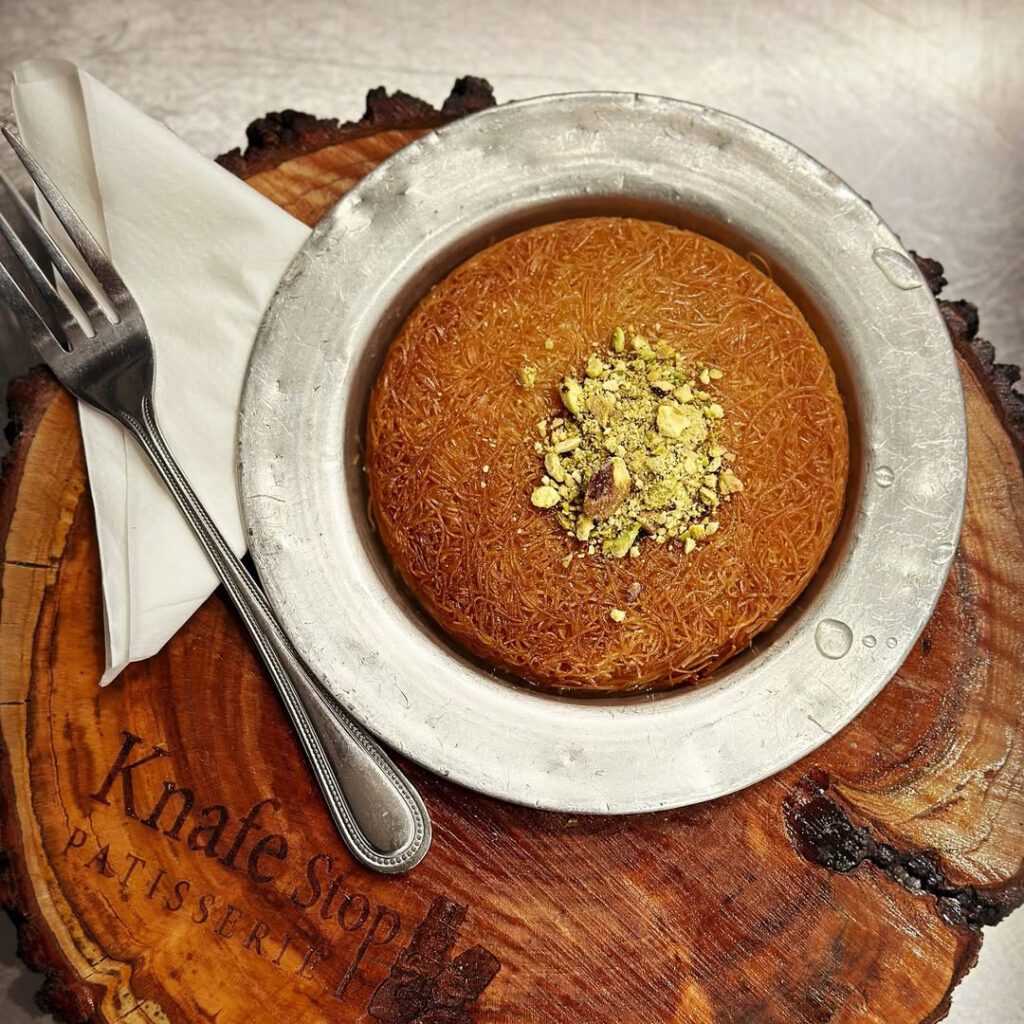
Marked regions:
[366,217,848,693]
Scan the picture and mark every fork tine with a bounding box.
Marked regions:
[0,164,105,323]
[0,257,71,366]
[0,204,87,340]
[1,123,130,315]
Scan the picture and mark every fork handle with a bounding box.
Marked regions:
[122,396,431,874]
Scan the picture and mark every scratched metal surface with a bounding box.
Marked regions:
[0,1,1021,1021]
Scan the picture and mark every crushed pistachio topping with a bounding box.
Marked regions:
[530,327,743,558]
[609,608,627,623]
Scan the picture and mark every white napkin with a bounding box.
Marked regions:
[10,60,310,683]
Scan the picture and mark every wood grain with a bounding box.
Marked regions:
[1,81,1022,1024]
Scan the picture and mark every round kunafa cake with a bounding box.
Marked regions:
[366,217,849,694]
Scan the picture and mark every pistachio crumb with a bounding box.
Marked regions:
[719,469,744,495]
[604,523,640,559]
[656,403,688,438]
[544,451,566,482]
[561,378,584,415]
[545,338,555,350]
[530,485,561,509]
[518,363,538,390]
[609,608,627,623]
[583,457,632,519]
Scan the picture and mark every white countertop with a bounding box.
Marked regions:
[0,1,1021,1021]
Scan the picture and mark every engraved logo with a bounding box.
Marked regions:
[369,896,501,1023]
[77,731,502,1019]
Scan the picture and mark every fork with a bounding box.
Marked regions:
[0,124,430,874]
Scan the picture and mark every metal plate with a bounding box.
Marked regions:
[238,93,966,813]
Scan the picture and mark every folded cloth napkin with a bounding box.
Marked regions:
[10,59,310,683]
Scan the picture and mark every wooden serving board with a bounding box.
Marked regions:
[2,80,1023,1024]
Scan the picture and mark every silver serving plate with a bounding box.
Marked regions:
[238,93,966,813]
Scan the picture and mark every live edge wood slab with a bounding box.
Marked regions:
[1,79,1022,1024]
